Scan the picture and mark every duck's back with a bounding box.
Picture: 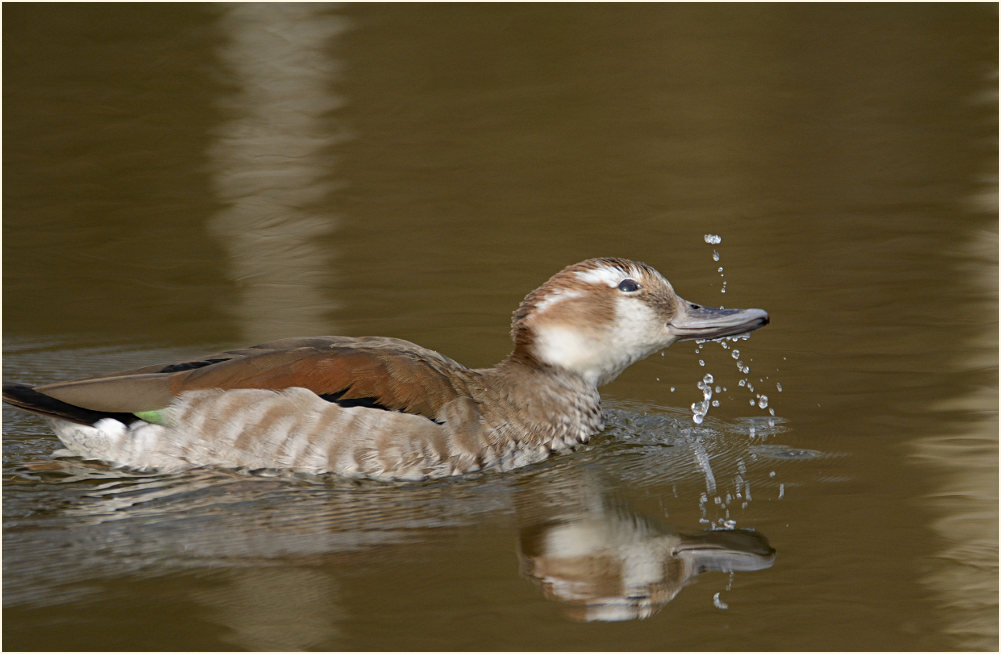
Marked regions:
[3,336,601,480]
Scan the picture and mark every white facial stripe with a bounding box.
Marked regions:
[534,288,585,314]
[574,265,633,287]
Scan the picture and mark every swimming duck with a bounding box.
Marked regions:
[3,258,768,481]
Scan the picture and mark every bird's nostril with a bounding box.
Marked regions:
[689,303,700,310]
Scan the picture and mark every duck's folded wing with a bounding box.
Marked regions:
[5,337,466,424]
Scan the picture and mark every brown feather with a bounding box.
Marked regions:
[31,337,467,423]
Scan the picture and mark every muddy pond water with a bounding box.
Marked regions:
[3,4,997,650]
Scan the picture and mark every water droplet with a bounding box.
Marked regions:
[711,399,719,407]
[712,250,720,262]
[703,373,714,384]
[704,233,721,245]
[715,385,722,393]
[758,395,769,409]
[778,483,785,499]
[749,399,756,406]
[717,266,724,273]
[669,386,675,392]
[731,350,740,359]
[699,359,705,367]
[776,382,783,392]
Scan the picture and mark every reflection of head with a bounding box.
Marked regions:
[517,492,774,622]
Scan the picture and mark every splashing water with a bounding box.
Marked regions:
[704,234,728,294]
[679,233,790,530]
[687,233,784,426]
[691,373,714,425]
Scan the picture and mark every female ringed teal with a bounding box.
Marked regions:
[3,258,769,481]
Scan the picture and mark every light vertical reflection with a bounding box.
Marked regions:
[209,4,350,343]
[912,68,999,650]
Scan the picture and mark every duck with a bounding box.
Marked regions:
[3,258,768,481]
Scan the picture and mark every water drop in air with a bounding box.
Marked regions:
[758,395,769,409]
[704,234,721,245]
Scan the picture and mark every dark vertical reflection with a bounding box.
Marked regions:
[1,4,229,344]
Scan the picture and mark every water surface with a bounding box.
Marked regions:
[3,4,997,650]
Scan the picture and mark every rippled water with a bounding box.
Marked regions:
[4,4,997,651]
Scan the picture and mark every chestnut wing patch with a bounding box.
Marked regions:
[13,338,467,426]
[170,344,464,423]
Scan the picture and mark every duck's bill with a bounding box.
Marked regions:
[667,302,769,341]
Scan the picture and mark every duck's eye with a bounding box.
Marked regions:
[617,279,640,293]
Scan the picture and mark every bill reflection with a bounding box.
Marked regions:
[515,473,775,621]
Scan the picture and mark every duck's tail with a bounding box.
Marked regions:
[2,382,140,426]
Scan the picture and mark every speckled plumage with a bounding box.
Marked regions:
[4,258,768,481]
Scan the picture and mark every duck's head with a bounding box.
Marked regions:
[510,258,769,386]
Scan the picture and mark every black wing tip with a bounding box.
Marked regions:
[3,381,138,426]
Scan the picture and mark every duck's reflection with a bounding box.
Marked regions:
[515,473,775,621]
[11,458,774,629]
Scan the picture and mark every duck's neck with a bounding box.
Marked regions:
[466,351,605,451]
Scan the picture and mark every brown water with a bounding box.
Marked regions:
[3,4,997,651]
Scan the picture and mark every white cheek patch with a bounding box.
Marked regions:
[533,325,605,386]
[613,296,667,352]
